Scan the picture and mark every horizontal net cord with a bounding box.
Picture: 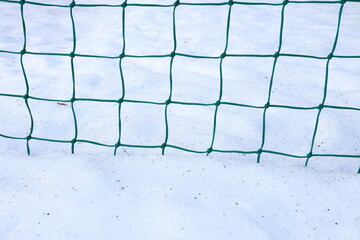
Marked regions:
[1,93,359,112]
[0,132,359,159]
[0,0,352,8]
[1,49,360,60]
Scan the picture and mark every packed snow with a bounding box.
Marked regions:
[0,0,359,239]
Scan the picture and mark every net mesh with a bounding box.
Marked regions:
[0,0,359,172]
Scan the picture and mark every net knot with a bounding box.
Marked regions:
[20,49,26,55]
[115,141,121,148]
[215,100,221,107]
[69,52,75,58]
[70,97,76,103]
[69,1,75,8]
[341,0,346,3]
[173,0,180,7]
[228,0,234,6]
[317,103,324,110]
[220,52,226,59]
[121,2,127,8]
[282,0,288,5]
[327,53,333,59]
[206,147,213,154]
[117,98,123,104]
[161,143,167,149]
[264,102,270,109]
[23,94,29,100]
[26,135,31,140]
[165,98,171,105]
[71,139,76,144]
[170,51,176,58]
[306,152,312,158]
[257,149,262,154]
[273,51,280,58]
[19,0,25,5]
[119,53,125,59]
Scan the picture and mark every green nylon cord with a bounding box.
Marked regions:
[305,2,344,166]
[19,0,34,155]
[69,1,78,154]
[0,0,359,173]
[162,0,178,155]
[257,2,286,163]
[114,0,127,156]
[207,2,233,156]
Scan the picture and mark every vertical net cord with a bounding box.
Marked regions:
[162,0,179,155]
[305,2,344,166]
[70,1,78,153]
[114,0,127,156]
[257,1,287,163]
[207,1,233,156]
[19,1,34,155]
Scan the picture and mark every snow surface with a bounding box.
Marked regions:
[0,0,359,239]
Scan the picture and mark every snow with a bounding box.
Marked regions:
[0,0,359,239]
[0,153,359,240]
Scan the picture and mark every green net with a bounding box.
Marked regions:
[0,0,359,173]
